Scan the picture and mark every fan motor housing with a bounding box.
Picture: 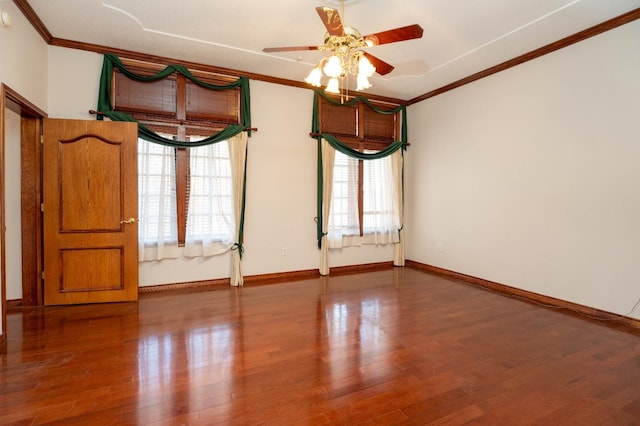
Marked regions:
[324,26,364,50]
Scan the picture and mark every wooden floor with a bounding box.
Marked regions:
[1,268,639,425]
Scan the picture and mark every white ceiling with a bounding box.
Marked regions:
[26,0,640,101]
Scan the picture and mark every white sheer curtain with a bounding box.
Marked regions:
[138,138,179,261]
[228,132,248,286]
[320,139,335,275]
[361,150,400,246]
[184,139,234,258]
[327,149,400,249]
[327,150,359,248]
[392,150,405,266]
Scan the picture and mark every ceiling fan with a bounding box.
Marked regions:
[263,1,423,92]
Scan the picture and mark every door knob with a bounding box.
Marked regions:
[120,218,137,225]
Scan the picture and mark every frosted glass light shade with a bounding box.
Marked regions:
[358,55,376,77]
[323,56,342,78]
[305,67,322,87]
[325,78,340,94]
[356,74,371,91]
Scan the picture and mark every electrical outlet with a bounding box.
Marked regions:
[282,247,287,256]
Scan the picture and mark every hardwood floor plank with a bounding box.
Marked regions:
[1,268,638,424]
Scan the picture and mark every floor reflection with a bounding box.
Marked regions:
[132,278,401,421]
[135,289,243,423]
[320,283,398,399]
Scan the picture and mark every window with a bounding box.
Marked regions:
[137,136,234,260]
[183,139,234,257]
[361,151,398,238]
[329,151,359,239]
[328,149,400,247]
[111,59,241,260]
[186,141,233,242]
[138,137,178,259]
[318,96,401,247]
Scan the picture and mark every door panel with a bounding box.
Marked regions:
[60,247,123,291]
[58,136,123,231]
[43,119,138,305]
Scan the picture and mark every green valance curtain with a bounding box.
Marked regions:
[96,53,251,147]
[322,134,405,159]
[96,54,251,273]
[311,90,407,249]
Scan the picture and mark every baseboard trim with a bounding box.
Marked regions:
[243,268,319,285]
[331,261,395,276]
[139,262,396,293]
[6,299,24,313]
[406,260,640,332]
[139,277,230,293]
[138,270,320,294]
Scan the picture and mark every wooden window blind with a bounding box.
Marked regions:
[318,95,398,147]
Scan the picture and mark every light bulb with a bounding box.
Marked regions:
[305,67,322,87]
[325,78,340,94]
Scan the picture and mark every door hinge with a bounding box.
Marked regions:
[40,134,44,144]
[41,271,45,280]
[41,203,44,212]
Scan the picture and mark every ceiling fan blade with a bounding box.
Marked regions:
[315,6,344,36]
[362,52,394,76]
[363,24,424,46]
[263,46,320,53]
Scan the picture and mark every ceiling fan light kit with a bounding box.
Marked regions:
[264,1,423,97]
[305,48,375,92]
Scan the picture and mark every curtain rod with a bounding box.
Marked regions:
[88,110,257,132]
[309,132,409,145]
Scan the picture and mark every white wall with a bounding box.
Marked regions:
[406,20,640,319]
[0,1,48,109]
[45,47,393,288]
[47,47,101,119]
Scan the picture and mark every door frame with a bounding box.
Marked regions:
[0,84,47,338]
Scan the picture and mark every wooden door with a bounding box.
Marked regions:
[43,119,138,305]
